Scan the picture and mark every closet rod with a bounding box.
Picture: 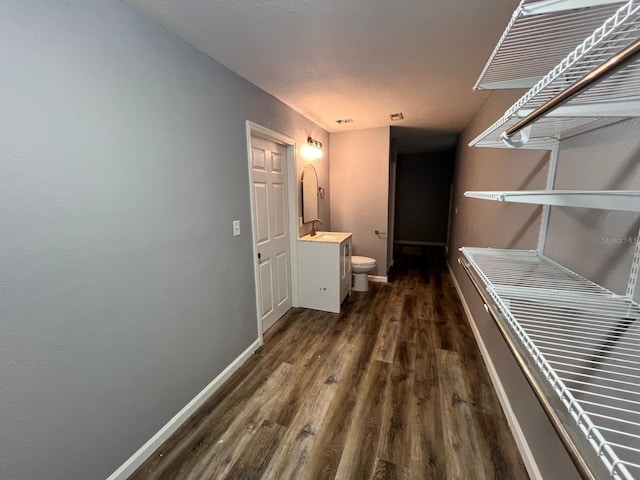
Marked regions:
[504,37,640,140]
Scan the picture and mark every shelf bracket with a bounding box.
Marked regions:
[537,141,560,254]
[627,225,640,303]
[500,125,531,148]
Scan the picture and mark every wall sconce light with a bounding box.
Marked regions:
[301,136,323,160]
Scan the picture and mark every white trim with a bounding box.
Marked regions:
[387,144,398,274]
[447,261,543,480]
[106,338,262,480]
[394,240,446,246]
[368,275,388,283]
[245,121,299,342]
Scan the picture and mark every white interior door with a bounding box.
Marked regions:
[250,135,292,333]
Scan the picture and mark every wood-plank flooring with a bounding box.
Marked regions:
[131,247,529,480]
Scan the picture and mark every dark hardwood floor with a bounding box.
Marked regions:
[131,246,529,479]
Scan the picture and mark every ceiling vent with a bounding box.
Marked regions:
[390,112,404,121]
[335,118,354,125]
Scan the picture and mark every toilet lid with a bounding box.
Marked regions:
[352,256,376,266]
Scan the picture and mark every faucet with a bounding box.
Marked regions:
[310,219,322,236]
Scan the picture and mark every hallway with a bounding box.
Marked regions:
[131,247,529,479]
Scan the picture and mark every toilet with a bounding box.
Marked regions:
[351,256,377,292]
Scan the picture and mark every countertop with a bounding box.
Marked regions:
[298,231,352,243]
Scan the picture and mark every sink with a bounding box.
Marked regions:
[317,233,341,240]
[299,231,351,243]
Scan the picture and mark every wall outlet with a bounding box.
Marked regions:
[233,220,241,236]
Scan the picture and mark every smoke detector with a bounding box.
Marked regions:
[335,118,354,125]
[390,112,404,121]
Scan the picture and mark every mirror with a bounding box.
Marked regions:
[302,164,319,223]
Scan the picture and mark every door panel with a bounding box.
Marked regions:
[253,182,269,245]
[271,150,284,173]
[273,182,286,239]
[250,135,292,333]
[252,147,266,170]
[258,259,274,317]
[275,251,288,306]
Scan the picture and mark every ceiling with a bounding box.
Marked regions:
[125,0,518,142]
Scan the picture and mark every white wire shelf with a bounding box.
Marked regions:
[460,247,640,480]
[475,0,629,91]
[464,190,640,212]
[470,0,640,149]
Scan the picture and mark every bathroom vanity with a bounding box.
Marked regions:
[298,232,352,313]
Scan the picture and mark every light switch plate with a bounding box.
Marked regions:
[233,220,241,236]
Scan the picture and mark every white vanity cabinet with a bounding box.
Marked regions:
[297,232,352,313]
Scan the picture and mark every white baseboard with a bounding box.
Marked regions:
[446,262,543,480]
[107,337,263,480]
[368,275,388,283]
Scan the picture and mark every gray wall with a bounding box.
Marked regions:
[394,150,455,244]
[449,91,640,477]
[544,119,640,296]
[0,2,328,478]
[330,127,390,277]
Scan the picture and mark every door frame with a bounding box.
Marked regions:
[245,121,299,343]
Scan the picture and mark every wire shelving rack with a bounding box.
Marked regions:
[460,247,640,480]
[470,0,640,149]
[475,0,630,90]
[464,190,640,212]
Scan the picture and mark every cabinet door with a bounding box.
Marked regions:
[298,242,340,313]
[340,239,352,301]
